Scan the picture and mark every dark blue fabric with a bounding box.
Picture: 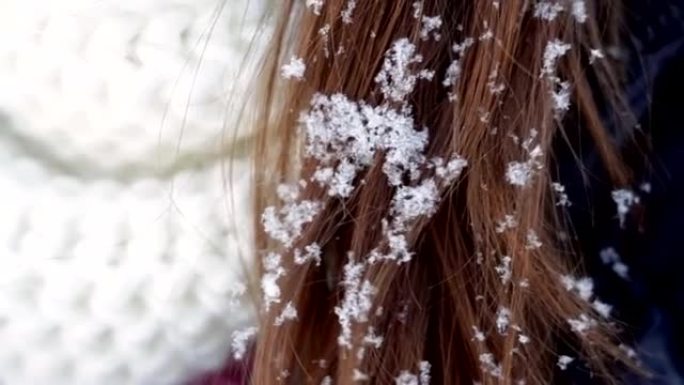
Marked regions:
[558,1,684,383]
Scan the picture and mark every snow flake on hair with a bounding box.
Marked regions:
[341,0,357,24]
[395,362,431,385]
[612,188,639,228]
[599,247,629,279]
[589,48,605,64]
[495,255,513,284]
[334,257,377,349]
[505,130,544,187]
[443,37,474,99]
[571,1,587,23]
[541,39,573,116]
[533,2,565,21]
[262,198,321,247]
[274,301,298,326]
[551,182,571,206]
[496,214,518,233]
[376,38,434,103]
[479,353,503,379]
[294,243,323,266]
[567,313,597,335]
[391,179,440,224]
[231,326,257,360]
[432,156,468,185]
[496,307,511,335]
[306,0,325,15]
[419,15,443,41]
[262,252,286,310]
[557,355,575,370]
[281,56,306,80]
[353,369,369,382]
[472,325,486,342]
[525,229,543,250]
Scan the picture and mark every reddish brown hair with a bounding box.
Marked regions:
[249,1,636,384]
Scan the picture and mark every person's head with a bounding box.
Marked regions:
[249,1,637,384]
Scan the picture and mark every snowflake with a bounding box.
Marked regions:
[571,1,587,23]
[432,155,468,185]
[334,257,376,349]
[592,299,612,318]
[274,301,298,326]
[589,48,605,64]
[231,326,257,360]
[294,243,323,266]
[306,0,325,15]
[495,255,513,284]
[612,188,639,228]
[551,182,571,206]
[353,369,369,381]
[525,229,543,250]
[533,2,565,21]
[395,371,419,385]
[262,198,321,247]
[281,56,306,80]
[419,361,431,385]
[567,313,596,335]
[419,15,443,41]
[363,327,384,348]
[262,252,286,310]
[496,214,518,233]
[542,39,571,79]
[472,325,486,342]
[391,179,440,224]
[496,307,511,335]
[375,38,434,103]
[599,247,629,279]
[557,355,575,370]
[506,131,544,187]
[340,0,357,24]
[479,353,503,379]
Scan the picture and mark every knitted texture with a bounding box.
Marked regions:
[0,0,264,384]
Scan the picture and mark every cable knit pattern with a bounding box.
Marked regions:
[0,0,264,384]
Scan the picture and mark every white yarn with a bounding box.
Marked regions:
[0,0,264,384]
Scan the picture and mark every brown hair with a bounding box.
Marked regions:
[248,1,636,384]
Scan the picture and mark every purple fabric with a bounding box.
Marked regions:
[188,359,251,385]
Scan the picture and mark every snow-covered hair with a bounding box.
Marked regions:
[248,1,639,384]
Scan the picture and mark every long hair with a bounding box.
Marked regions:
[249,1,637,384]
